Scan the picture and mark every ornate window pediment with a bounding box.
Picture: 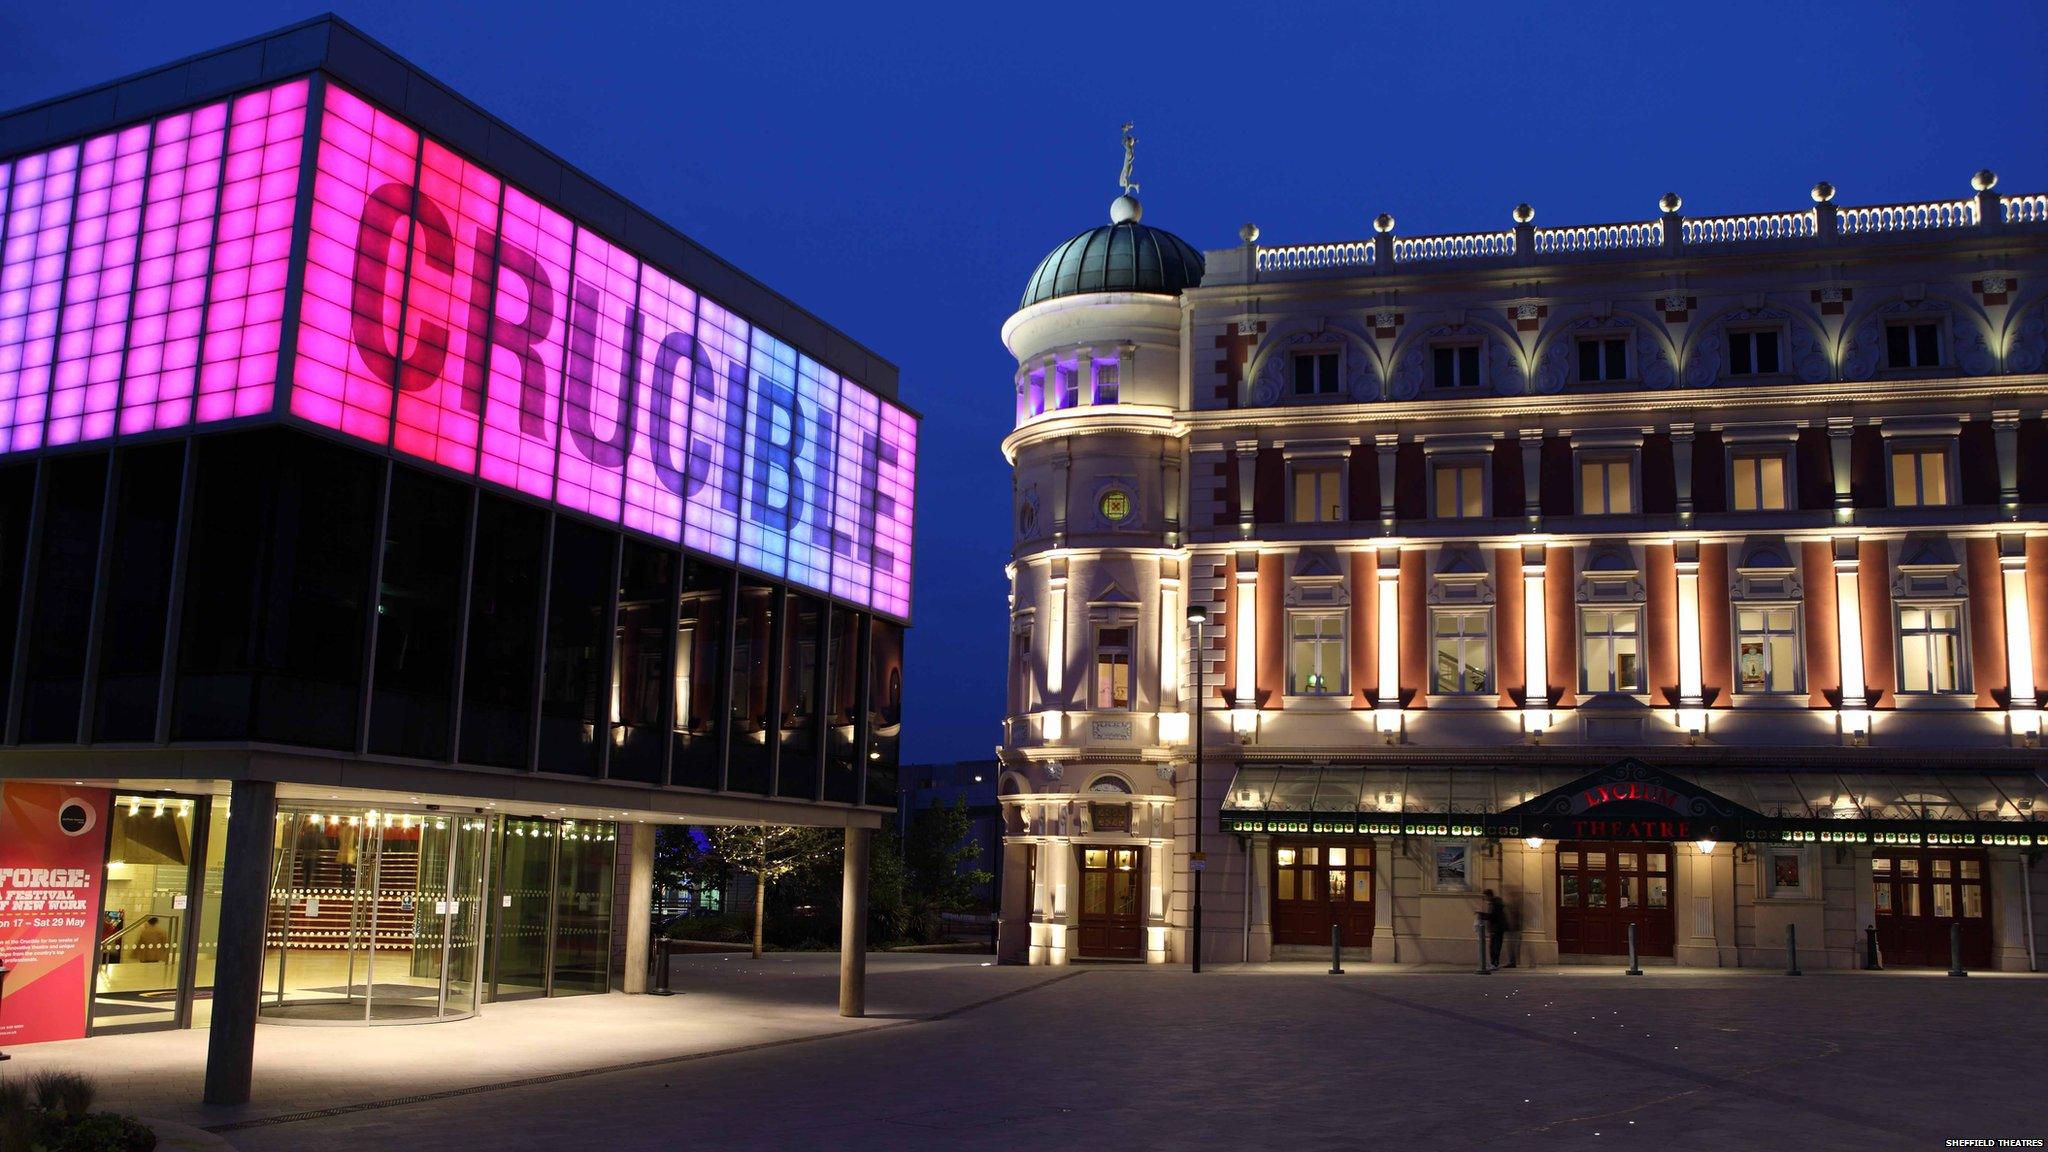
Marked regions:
[1428,543,1494,605]
[1893,534,1964,598]
[1731,536,1801,600]
[1578,543,1644,602]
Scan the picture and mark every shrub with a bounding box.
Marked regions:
[48,1112,156,1152]
[30,1071,97,1119]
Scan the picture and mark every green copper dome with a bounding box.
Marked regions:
[1020,215,1205,309]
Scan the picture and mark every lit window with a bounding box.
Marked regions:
[1432,344,1482,389]
[1727,329,1782,376]
[1578,457,1634,515]
[1054,364,1079,410]
[1093,626,1131,710]
[1433,462,1485,518]
[1093,360,1119,405]
[1431,609,1490,694]
[1291,464,1343,523]
[1897,605,1964,694]
[1288,613,1345,695]
[1020,371,1045,421]
[1013,627,1035,712]
[1890,446,1951,507]
[1292,352,1340,396]
[1581,608,1643,694]
[1576,337,1628,382]
[1736,606,1800,694]
[1886,321,1942,370]
[1730,451,1790,512]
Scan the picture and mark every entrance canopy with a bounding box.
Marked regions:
[1219,758,2048,848]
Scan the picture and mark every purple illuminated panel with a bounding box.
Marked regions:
[0,74,913,619]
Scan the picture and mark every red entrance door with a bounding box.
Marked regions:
[1874,849,1992,968]
[1271,843,1375,948]
[1077,847,1143,959]
[1556,842,1673,957]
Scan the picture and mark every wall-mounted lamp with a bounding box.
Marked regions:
[1695,839,1718,856]
[1523,836,1546,851]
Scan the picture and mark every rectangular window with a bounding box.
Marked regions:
[1735,606,1800,694]
[1094,626,1131,710]
[1292,352,1340,396]
[1013,627,1035,713]
[1055,364,1079,410]
[1288,613,1344,695]
[1886,321,1942,369]
[1727,329,1782,377]
[1093,360,1119,404]
[1581,607,1644,694]
[1432,344,1482,389]
[1431,609,1490,695]
[1578,457,1634,515]
[1576,337,1628,382]
[1291,463,1343,523]
[1730,451,1790,512]
[1433,461,1485,519]
[1898,605,1964,694]
[1890,445,1951,507]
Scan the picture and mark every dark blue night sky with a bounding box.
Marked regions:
[5,1,2043,764]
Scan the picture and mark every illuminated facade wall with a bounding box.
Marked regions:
[0,76,914,622]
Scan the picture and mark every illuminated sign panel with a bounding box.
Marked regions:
[0,81,308,449]
[0,77,914,620]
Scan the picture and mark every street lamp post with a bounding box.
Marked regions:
[1188,605,1207,974]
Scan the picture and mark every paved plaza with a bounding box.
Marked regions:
[6,954,2044,1151]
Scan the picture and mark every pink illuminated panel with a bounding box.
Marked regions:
[389,141,500,472]
[553,227,637,522]
[626,264,695,542]
[871,402,917,619]
[290,84,416,443]
[476,186,571,498]
[197,80,307,423]
[48,125,149,445]
[0,143,80,451]
[119,101,227,434]
[0,75,916,618]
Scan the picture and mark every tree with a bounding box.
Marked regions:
[901,797,993,941]
[704,824,839,957]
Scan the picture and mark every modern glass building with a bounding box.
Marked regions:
[0,15,914,1103]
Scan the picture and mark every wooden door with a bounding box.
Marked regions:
[1077,846,1143,959]
[1874,849,1991,968]
[1556,842,1673,957]
[1271,842,1375,948]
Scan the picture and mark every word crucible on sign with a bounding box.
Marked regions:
[0,77,916,620]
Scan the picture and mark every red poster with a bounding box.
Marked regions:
[0,783,110,1045]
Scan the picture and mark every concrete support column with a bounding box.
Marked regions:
[839,826,871,1017]
[1519,839,1557,965]
[2000,543,2037,718]
[1833,540,1867,709]
[1371,836,1397,961]
[1522,552,1547,727]
[202,779,279,1107]
[1675,542,1704,715]
[620,823,656,994]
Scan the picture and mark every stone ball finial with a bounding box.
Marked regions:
[1110,194,1143,224]
[1372,212,1395,234]
[1810,180,1836,204]
[1972,168,1998,192]
[1239,222,1260,244]
[1658,192,1683,214]
[1512,203,1535,224]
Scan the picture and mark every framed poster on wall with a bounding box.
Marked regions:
[1433,843,1472,891]
[0,783,112,1045]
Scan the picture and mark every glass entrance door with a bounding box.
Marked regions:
[90,794,211,1034]
[261,807,488,1024]
[487,818,617,1000]
[1076,846,1143,959]
[1271,842,1375,948]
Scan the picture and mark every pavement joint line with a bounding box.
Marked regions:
[201,970,1088,1134]
[1332,982,1938,1143]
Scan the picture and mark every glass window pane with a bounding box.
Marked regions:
[538,519,613,779]
[1277,847,1297,867]
[1561,874,1579,907]
[1327,847,1347,867]
[460,496,547,769]
[1304,847,1321,865]
[775,591,825,799]
[1330,870,1348,898]
[1647,876,1669,908]
[1961,859,1981,880]
[1899,858,1920,876]
[1586,852,1607,870]
[1084,848,1108,868]
[1608,462,1632,514]
[727,580,776,794]
[1760,455,1786,509]
[867,619,904,807]
[368,467,468,760]
[93,445,183,741]
[1587,877,1607,907]
[1963,885,1982,918]
[1932,883,1954,917]
[1560,851,1580,870]
[1278,870,1296,900]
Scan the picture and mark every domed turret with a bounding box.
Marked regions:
[1017,123,1204,309]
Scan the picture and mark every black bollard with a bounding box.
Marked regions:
[650,936,675,996]
[1330,922,1345,975]
[1625,922,1643,976]
[990,915,1000,956]
[1785,923,1802,976]
[1948,920,1968,978]
[1865,925,1883,971]
[1474,919,1491,975]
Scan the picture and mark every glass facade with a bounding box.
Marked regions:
[0,428,901,804]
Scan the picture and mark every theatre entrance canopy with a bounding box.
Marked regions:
[1219,758,2048,848]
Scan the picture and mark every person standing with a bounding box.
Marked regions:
[1481,889,1507,971]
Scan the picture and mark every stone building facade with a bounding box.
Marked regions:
[996,174,2048,972]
